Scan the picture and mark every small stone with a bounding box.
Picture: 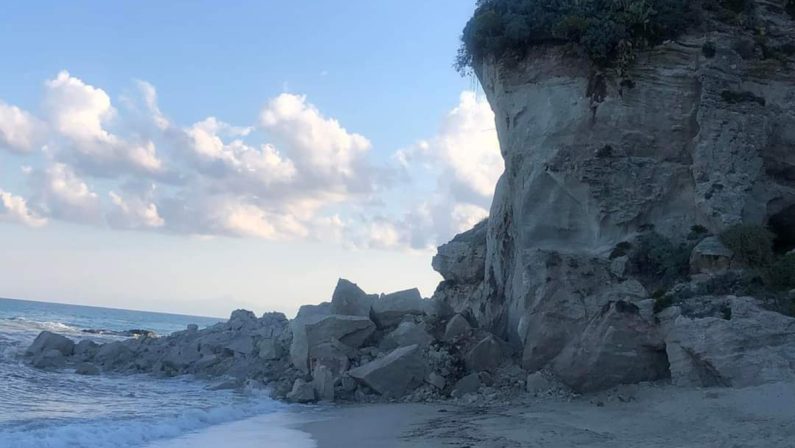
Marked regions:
[286,379,317,404]
[426,372,446,390]
[451,373,480,398]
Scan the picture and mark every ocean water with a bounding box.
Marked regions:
[0,298,312,448]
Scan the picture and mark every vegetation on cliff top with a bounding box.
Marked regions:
[456,0,696,74]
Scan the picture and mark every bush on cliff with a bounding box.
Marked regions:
[719,224,775,267]
[456,0,695,74]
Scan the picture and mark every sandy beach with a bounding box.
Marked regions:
[298,382,795,447]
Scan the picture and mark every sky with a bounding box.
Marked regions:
[0,1,502,318]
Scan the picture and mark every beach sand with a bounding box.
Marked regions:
[299,382,795,447]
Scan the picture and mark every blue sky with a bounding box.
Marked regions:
[0,1,502,318]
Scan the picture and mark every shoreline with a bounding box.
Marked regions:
[296,382,795,447]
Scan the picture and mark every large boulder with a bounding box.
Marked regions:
[381,321,432,350]
[312,364,335,402]
[348,345,426,397]
[432,220,487,284]
[664,297,795,387]
[289,302,332,371]
[371,289,429,328]
[286,379,316,403]
[330,279,376,317]
[26,331,75,357]
[465,334,504,372]
[291,315,375,372]
[551,301,670,392]
[444,314,472,342]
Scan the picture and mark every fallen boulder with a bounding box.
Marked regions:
[348,344,426,397]
[330,278,376,317]
[371,288,429,328]
[286,379,316,403]
[551,301,669,392]
[465,334,504,372]
[451,373,480,398]
[444,314,472,342]
[292,315,375,372]
[381,321,432,350]
[665,296,795,387]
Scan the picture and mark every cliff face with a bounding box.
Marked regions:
[434,1,795,389]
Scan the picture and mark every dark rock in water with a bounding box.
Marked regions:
[27,331,75,357]
[80,328,157,338]
[32,349,67,369]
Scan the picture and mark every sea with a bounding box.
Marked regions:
[0,297,316,448]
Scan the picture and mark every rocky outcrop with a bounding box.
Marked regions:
[663,296,795,387]
[432,0,795,393]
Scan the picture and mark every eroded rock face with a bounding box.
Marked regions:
[433,1,795,392]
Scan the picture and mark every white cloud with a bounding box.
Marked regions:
[44,71,164,176]
[184,117,296,187]
[260,94,372,189]
[107,186,165,229]
[0,101,45,153]
[135,80,170,131]
[359,91,501,250]
[0,189,47,227]
[29,163,102,224]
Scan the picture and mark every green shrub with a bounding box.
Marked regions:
[763,253,795,291]
[719,224,775,267]
[456,0,695,75]
[633,232,692,287]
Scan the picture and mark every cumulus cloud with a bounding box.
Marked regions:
[0,71,503,251]
[183,117,296,188]
[107,183,165,229]
[360,91,501,250]
[260,94,374,193]
[29,163,102,224]
[44,71,164,176]
[0,101,46,153]
[0,189,47,227]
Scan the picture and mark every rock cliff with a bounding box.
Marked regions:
[434,0,795,391]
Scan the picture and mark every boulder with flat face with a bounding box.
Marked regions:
[465,335,504,372]
[664,296,795,388]
[330,278,376,317]
[551,301,669,392]
[690,236,734,275]
[381,321,432,350]
[444,314,472,342]
[348,345,426,397]
[291,314,375,372]
[286,379,316,403]
[371,289,429,328]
